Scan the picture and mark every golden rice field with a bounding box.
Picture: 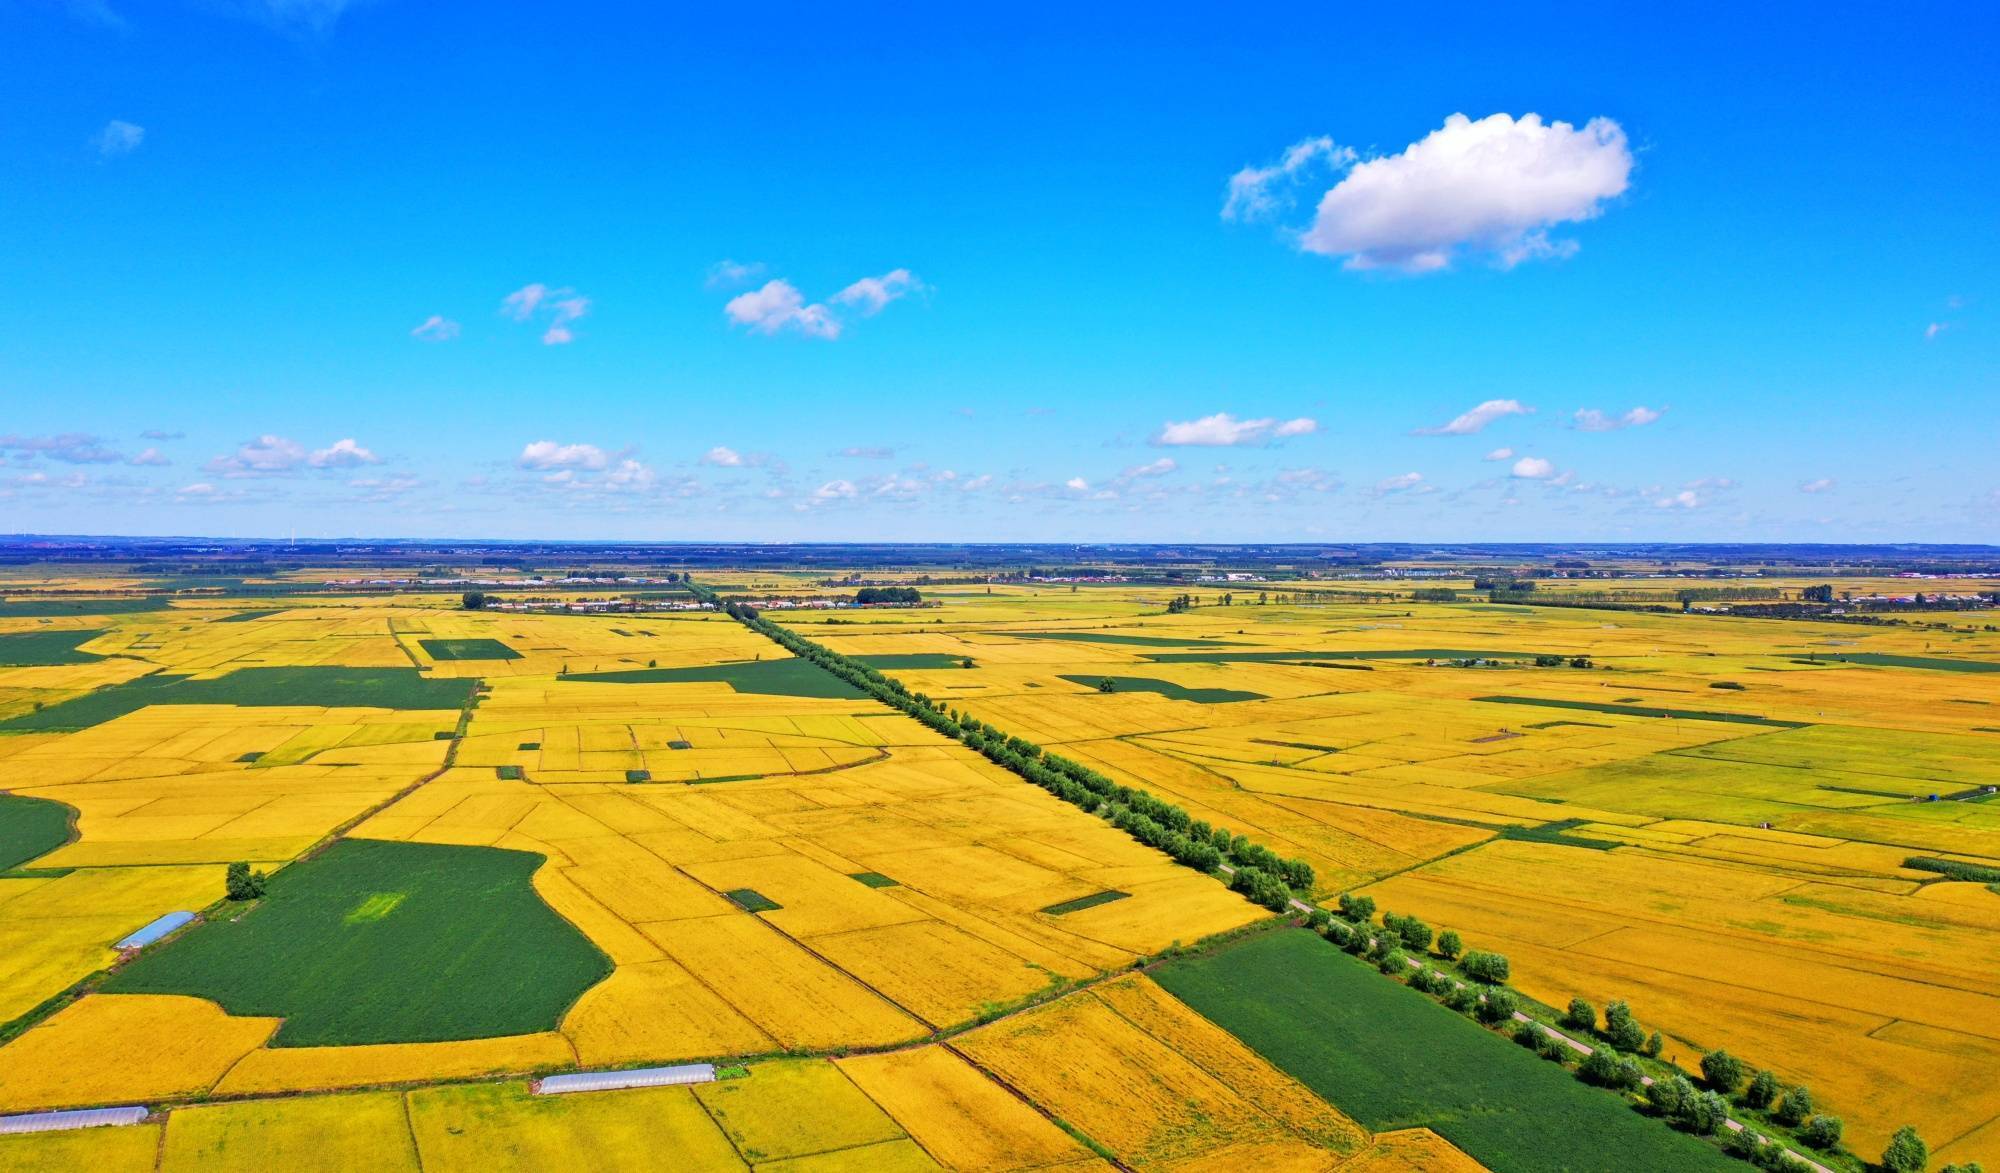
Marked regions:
[4,578,1997,1167]
[780,585,2000,1162]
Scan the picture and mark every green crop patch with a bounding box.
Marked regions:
[1153,931,1733,1173]
[1141,648,1550,665]
[1057,675,1264,704]
[0,630,105,666]
[108,838,610,1047]
[343,892,406,924]
[854,653,974,668]
[1473,695,1806,728]
[0,668,477,732]
[419,638,522,662]
[517,741,540,750]
[0,794,73,872]
[1040,890,1131,915]
[1790,652,2000,674]
[1524,720,1612,730]
[0,597,169,619]
[848,872,899,888]
[564,659,864,700]
[496,765,522,780]
[215,609,284,623]
[724,888,781,912]
[625,769,651,783]
[1007,631,1246,648]
[1497,818,1619,851]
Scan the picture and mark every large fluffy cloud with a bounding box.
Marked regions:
[725,279,841,339]
[1295,113,1631,272]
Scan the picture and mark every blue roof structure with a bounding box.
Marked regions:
[115,911,194,950]
[535,1063,717,1095]
[0,1107,149,1135]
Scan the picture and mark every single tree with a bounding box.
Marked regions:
[1744,1069,1779,1110]
[1097,677,1117,693]
[1774,1086,1814,1128]
[1881,1126,1929,1173]
[461,590,487,610]
[1461,950,1511,984]
[1564,997,1597,1032]
[225,861,266,901]
[1701,1049,1746,1094]
[1435,929,1462,960]
[1801,1116,1843,1151]
[1644,1030,1664,1058]
[1648,1074,1695,1119]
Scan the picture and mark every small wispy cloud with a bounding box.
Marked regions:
[1573,405,1662,432]
[1511,456,1557,479]
[410,314,460,342]
[1484,447,1515,461]
[518,440,611,471]
[1153,413,1317,447]
[1413,399,1532,436]
[308,438,380,468]
[831,269,923,315]
[1374,471,1424,494]
[1799,477,1835,494]
[1222,136,1354,223]
[834,446,895,459]
[501,283,589,344]
[706,259,766,289]
[92,119,144,158]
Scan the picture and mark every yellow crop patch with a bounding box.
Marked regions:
[0,995,276,1112]
[161,1091,419,1172]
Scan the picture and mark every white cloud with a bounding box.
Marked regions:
[604,459,654,491]
[1413,399,1533,436]
[1511,456,1557,479]
[308,438,379,468]
[1375,471,1424,494]
[835,446,895,459]
[1122,457,1177,479]
[93,120,144,158]
[1222,136,1356,222]
[702,446,744,467]
[127,447,170,467]
[501,284,589,344]
[1484,447,1515,461]
[208,434,305,477]
[1573,405,1662,432]
[813,479,857,500]
[518,440,610,470]
[725,279,841,339]
[1655,489,1701,509]
[1925,321,1952,341]
[140,429,184,440]
[1064,476,1090,491]
[1296,112,1632,272]
[1799,477,1835,494]
[0,433,123,464]
[1154,412,1319,447]
[410,314,460,342]
[706,259,766,288]
[831,268,922,315]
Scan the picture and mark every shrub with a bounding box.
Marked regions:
[1648,1074,1695,1119]
[1307,908,1331,932]
[1616,1057,1645,1090]
[1409,966,1450,996]
[1744,1069,1779,1110]
[1603,999,1647,1052]
[1801,1116,1843,1151]
[1461,950,1510,984]
[1513,1020,1542,1048]
[1537,1032,1575,1065]
[1940,1164,1985,1173]
[1645,1030,1664,1058]
[1724,1126,1761,1157]
[1562,997,1597,1032]
[1342,924,1372,955]
[1701,1049,1746,1094]
[1774,1086,1813,1128]
[1880,1126,1928,1173]
[1474,986,1516,1025]
[1682,1090,1729,1136]
[1377,947,1408,976]
[1435,929,1462,960]
[1444,984,1480,1014]
[225,861,267,901]
[1578,1049,1622,1086]
[1337,892,1376,922]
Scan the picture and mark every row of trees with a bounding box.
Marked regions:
[854,586,922,605]
[701,583,1316,913]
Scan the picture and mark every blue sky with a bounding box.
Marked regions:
[1,1,1993,542]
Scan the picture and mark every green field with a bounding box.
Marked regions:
[215,609,284,623]
[1057,675,1264,704]
[0,597,170,618]
[0,629,105,665]
[854,653,973,669]
[1006,631,1245,648]
[108,838,610,1046]
[1474,695,1807,728]
[565,659,863,699]
[848,872,899,888]
[1153,931,1734,1173]
[420,638,523,661]
[0,668,476,732]
[1142,648,1550,664]
[0,795,73,872]
[1795,652,2000,673]
[724,888,781,912]
[1040,890,1130,915]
